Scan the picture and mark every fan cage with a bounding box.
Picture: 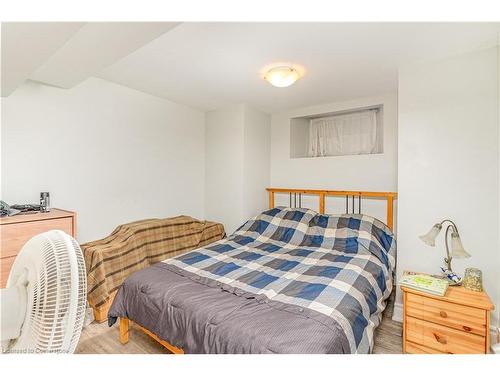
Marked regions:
[9,230,87,353]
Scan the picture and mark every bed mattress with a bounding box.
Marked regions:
[109,207,396,354]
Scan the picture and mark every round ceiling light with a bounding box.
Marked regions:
[264,66,300,88]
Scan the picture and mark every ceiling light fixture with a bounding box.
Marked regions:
[264,66,300,88]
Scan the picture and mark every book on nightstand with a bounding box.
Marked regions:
[399,271,449,296]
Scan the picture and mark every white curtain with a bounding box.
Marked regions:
[308,110,378,157]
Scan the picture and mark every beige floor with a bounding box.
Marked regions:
[372,292,403,354]
[76,292,403,354]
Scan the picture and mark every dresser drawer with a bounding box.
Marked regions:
[406,316,486,354]
[406,292,486,336]
[1,217,74,258]
[1,256,17,287]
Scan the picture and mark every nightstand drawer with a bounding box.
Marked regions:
[406,316,486,354]
[406,292,486,336]
[405,341,444,354]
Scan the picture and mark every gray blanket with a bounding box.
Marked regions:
[109,262,350,353]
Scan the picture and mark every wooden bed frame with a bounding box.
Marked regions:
[118,187,398,353]
[120,317,184,354]
[93,291,117,323]
[266,188,397,231]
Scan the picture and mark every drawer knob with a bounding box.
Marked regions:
[439,311,448,318]
[433,333,447,345]
[463,326,471,332]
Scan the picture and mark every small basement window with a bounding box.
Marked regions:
[290,106,383,158]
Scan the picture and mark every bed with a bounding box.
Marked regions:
[108,188,397,354]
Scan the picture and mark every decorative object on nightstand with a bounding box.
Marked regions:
[419,219,470,285]
[462,268,483,292]
[401,280,494,354]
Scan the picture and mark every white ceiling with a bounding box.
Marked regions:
[1,22,178,96]
[1,22,84,96]
[2,22,499,112]
[97,23,499,112]
[30,22,179,89]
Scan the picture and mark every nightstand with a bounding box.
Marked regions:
[401,284,494,354]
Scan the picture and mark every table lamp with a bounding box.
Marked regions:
[419,219,470,284]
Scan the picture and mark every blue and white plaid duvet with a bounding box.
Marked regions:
[164,207,396,353]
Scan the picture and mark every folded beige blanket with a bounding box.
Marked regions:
[82,215,225,310]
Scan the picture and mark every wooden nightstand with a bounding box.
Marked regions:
[401,285,494,354]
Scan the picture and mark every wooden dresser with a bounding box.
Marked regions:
[402,285,494,354]
[0,209,76,287]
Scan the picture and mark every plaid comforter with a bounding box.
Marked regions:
[165,207,396,353]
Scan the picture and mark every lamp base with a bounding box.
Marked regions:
[447,279,462,287]
[430,273,462,286]
[440,267,462,286]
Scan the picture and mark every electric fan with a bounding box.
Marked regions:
[0,230,87,353]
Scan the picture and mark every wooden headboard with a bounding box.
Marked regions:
[266,188,398,231]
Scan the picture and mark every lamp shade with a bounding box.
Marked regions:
[450,232,470,258]
[264,66,300,87]
[419,223,442,247]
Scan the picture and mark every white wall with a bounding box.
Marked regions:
[270,94,398,223]
[1,78,206,243]
[205,104,270,234]
[205,105,245,235]
[243,106,271,219]
[397,47,500,328]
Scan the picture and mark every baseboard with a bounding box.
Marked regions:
[491,327,500,352]
[392,302,403,323]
